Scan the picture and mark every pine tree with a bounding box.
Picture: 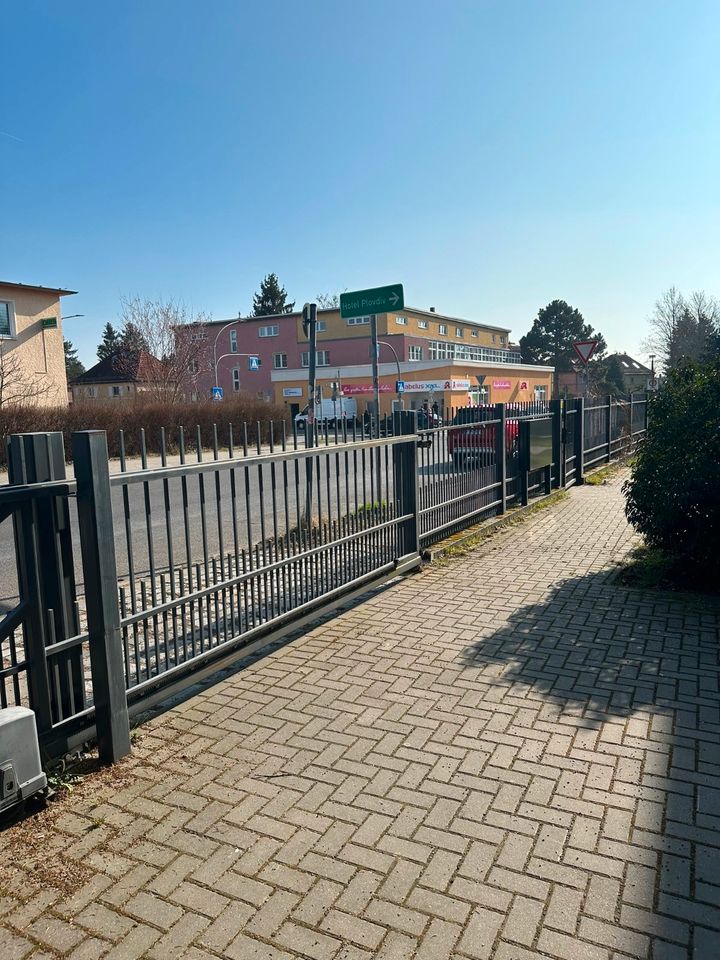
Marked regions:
[119,321,150,353]
[251,273,295,316]
[64,339,86,381]
[97,322,122,361]
[520,300,606,397]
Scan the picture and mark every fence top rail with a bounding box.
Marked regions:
[109,431,415,487]
[0,478,77,501]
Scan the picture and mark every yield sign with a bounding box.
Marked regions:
[572,340,599,365]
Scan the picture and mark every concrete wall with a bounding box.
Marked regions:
[0,285,69,406]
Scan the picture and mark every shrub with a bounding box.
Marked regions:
[624,358,720,581]
[0,393,289,467]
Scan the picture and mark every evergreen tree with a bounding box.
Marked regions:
[119,320,150,353]
[64,339,86,381]
[97,322,122,361]
[251,273,295,316]
[520,300,606,396]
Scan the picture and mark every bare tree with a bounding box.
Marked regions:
[643,286,686,367]
[0,338,52,408]
[117,296,212,402]
[644,287,719,368]
[315,293,340,309]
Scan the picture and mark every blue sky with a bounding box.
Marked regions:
[2,0,718,366]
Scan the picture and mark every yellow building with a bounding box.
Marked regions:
[0,280,75,407]
[273,304,552,416]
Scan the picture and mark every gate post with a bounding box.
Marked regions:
[494,403,507,515]
[72,431,130,764]
[551,398,563,489]
[392,411,419,557]
[7,432,84,726]
[575,397,585,484]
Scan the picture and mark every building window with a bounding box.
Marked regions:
[259,325,279,337]
[301,351,330,367]
[534,385,547,402]
[86,386,96,398]
[316,320,327,332]
[409,345,423,361]
[492,334,497,342]
[188,358,199,374]
[455,327,464,338]
[0,301,15,337]
[112,385,121,397]
[347,316,370,326]
[479,386,489,403]
[232,368,241,392]
[438,324,448,336]
[395,315,408,325]
[230,330,238,353]
[471,330,478,338]
[418,319,428,330]
[273,353,288,369]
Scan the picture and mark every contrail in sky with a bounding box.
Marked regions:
[0,131,24,142]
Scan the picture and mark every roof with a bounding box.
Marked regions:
[71,350,166,385]
[206,306,511,333]
[610,353,652,374]
[0,280,77,296]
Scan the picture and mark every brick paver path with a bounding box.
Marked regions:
[2,473,720,960]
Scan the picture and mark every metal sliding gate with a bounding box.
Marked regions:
[1,395,647,763]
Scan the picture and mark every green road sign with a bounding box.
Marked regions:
[340,283,404,320]
[41,317,58,329]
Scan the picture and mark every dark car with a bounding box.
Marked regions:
[447,406,519,468]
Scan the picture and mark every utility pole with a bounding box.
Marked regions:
[302,303,317,530]
[370,314,380,435]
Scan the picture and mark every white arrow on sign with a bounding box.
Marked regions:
[572,340,599,364]
[388,292,399,307]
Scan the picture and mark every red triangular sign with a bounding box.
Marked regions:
[573,340,599,364]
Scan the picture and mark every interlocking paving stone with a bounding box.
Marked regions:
[2,473,720,959]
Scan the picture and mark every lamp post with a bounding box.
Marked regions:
[377,340,404,411]
[212,319,240,390]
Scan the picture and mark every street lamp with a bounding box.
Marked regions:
[212,319,240,390]
[377,340,403,410]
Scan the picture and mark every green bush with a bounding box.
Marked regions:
[0,393,289,467]
[624,358,720,580]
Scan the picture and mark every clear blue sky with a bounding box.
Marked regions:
[2,0,718,366]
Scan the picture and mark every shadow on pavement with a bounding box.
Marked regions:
[460,570,720,957]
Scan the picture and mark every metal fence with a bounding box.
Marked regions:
[0,394,647,763]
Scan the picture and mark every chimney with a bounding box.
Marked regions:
[429,306,436,313]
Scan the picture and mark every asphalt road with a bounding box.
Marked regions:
[0,435,496,611]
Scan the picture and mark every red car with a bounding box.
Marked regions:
[447,407,519,468]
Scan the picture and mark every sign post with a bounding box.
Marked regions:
[572,340,599,397]
[341,285,404,431]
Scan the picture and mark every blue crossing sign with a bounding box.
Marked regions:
[396,380,405,394]
[248,355,261,371]
[211,386,223,401]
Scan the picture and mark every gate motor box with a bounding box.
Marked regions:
[0,707,47,813]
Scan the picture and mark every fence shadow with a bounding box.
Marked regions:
[460,570,720,955]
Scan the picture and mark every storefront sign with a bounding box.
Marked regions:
[492,379,511,389]
[282,387,303,397]
[401,379,471,393]
[341,384,393,395]
[519,380,528,391]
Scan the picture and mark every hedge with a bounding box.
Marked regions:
[0,394,290,467]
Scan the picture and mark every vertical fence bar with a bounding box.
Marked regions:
[392,411,419,558]
[72,430,131,764]
[575,397,585,484]
[494,403,507,515]
[7,432,84,723]
[606,394,613,462]
[551,398,562,489]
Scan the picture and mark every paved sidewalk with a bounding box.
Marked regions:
[2,473,720,960]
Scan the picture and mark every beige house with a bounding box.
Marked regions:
[0,280,76,407]
[69,350,168,402]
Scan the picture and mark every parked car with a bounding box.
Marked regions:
[447,406,519,468]
[295,397,357,430]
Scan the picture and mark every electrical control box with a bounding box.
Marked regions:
[0,707,47,813]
